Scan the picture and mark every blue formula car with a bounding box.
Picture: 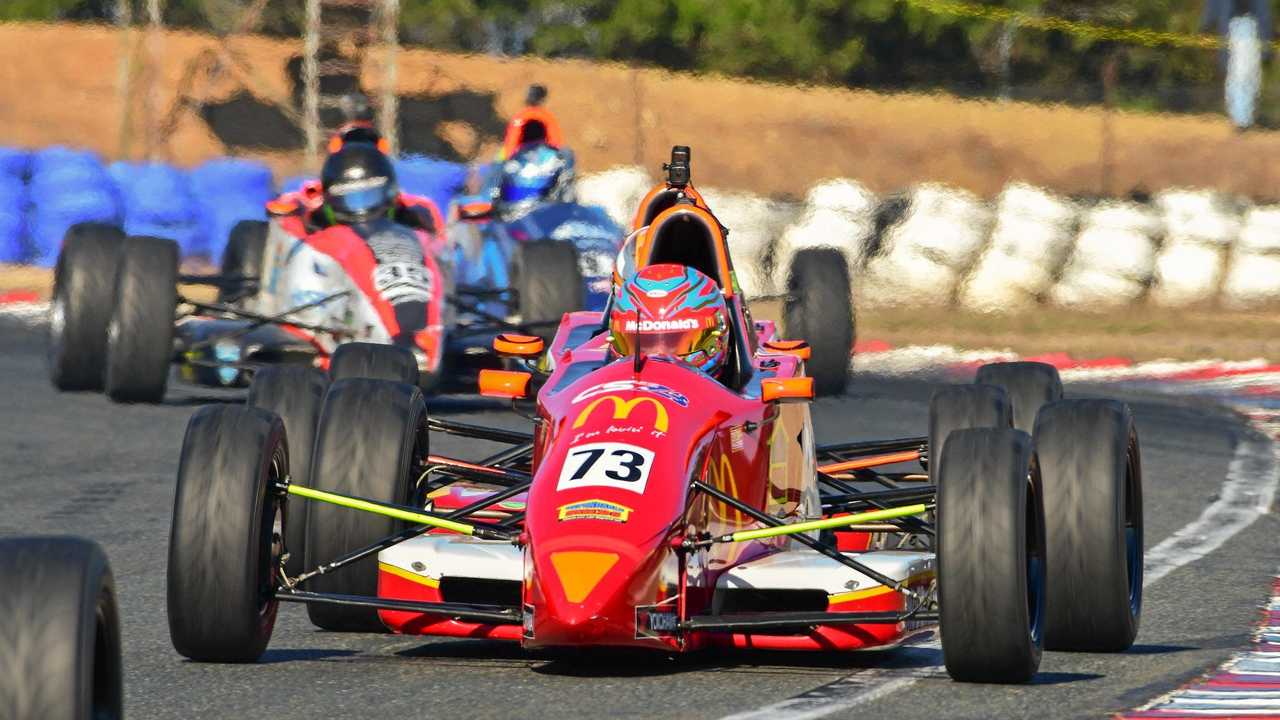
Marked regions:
[445,87,624,327]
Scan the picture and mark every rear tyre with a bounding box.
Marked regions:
[328,342,419,386]
[784,248,854,396]
[975,362,1063,435]
[47,222,124,391]
[306,378,427,631]
[104,236,178,403]
[248,366,329,578]
[928,384,1011,473]
[0,536,122,720]
[168,405,287,662]
[1035,399,1143,652]
[217,220,268,305]
[513,240,583,330]
[938,427,1045,684]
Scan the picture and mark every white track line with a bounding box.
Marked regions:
[719,414,1280,720]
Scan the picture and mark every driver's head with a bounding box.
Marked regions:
[321,141,397,224]
[609,264,729,377]
[497,143,573,220]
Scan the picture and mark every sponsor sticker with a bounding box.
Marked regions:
[557,499,633,523]
[572,380,689,407]
[557,442,654,494]
[623,317,699,332]
[573,395,670,434]
[635,603,680,640]
[522,604,535,640]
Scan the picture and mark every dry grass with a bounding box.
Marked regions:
[859,306,1280,362]
[4,22,1280,199]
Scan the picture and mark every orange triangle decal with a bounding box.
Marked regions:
[550,551,618,603]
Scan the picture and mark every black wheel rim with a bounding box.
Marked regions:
[258,452,285,619]
[1124,434,1143,617]
[1025,462,1045,646]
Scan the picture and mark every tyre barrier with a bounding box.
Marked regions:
[394,156,468,217]
[580,168,1280,313]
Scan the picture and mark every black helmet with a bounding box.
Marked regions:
[321,141,397,224]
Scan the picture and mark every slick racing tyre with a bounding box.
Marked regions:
[168,405,287,662]
[248,366,329,578]
[513,240,583,331]
[48,222,124,392]
[0,536,122,720]
[975,362,1063,435]
[938,427,1045,684]
[104,236,178,403]
[784,248,854,396]
[306,379,427,631]
[328,342,419,386]
[928,384,1011,474]
[217,220,268,306]
[1035,399,1143,652]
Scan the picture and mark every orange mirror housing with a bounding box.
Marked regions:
[493,333,545,359]
[457,201,494,222]
[762,339,812,361]
[478,369,532,399]
[762,377,814,403]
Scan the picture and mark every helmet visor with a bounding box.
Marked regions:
[610,322,719,362]
[328,177,391,217]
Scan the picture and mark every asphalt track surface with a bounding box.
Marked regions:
[2,317,1278,720]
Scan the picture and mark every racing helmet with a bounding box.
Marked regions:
[608,263,730,377]
[497,143,574,219]
[320,141,398,224]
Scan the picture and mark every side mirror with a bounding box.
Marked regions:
[456,200,494,222]
[762,377,814,403]
[493,333,545,359]
[762,339,811,360]
[478,369,532,400]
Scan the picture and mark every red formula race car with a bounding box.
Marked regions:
[166,149,1143,682]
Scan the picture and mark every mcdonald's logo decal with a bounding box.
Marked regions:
[572,395,670,433]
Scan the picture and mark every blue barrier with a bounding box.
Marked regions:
[0,146,31,181]
[0,176,29,262]
[29,188,121,266]
[190,157,274,201]
[395,156,467,216]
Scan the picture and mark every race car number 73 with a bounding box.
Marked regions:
[556,442,654,494]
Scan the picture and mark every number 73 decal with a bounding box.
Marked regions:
[557,442,655,494]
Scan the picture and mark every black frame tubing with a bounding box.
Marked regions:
[690,481,912,595]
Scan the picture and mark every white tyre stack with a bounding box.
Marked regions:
[575,166,654,228]
[1049,201,1159,308]
[863,183,990,307]
[1150,189,1239,307]
[700,187,800,298]
[776,178,877,299]
[959,182,1077,313]
[1221,204,1280,308]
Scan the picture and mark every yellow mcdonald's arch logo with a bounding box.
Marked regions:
[572,395,670,433]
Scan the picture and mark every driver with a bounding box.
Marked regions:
[607,263,729,379]
[315,141,440,235]
[494,142,575,221]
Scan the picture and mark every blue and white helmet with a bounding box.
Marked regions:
[497,143,575,219]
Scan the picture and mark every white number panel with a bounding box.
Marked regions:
[556,442,655,494]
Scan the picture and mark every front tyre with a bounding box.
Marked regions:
[0,536,122,720]
[1035,399,1143,652]
[513,240,583,330]
[104,236,178,403]
[305,378,427,631]
[217,220,268,306]
[168,405,287,662]
[938,427,1045,684]
[784,248,854,396]
[47,222,124,391]
[328,342,419,386]
[975,361,1063,435]
[248,366,329,578]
